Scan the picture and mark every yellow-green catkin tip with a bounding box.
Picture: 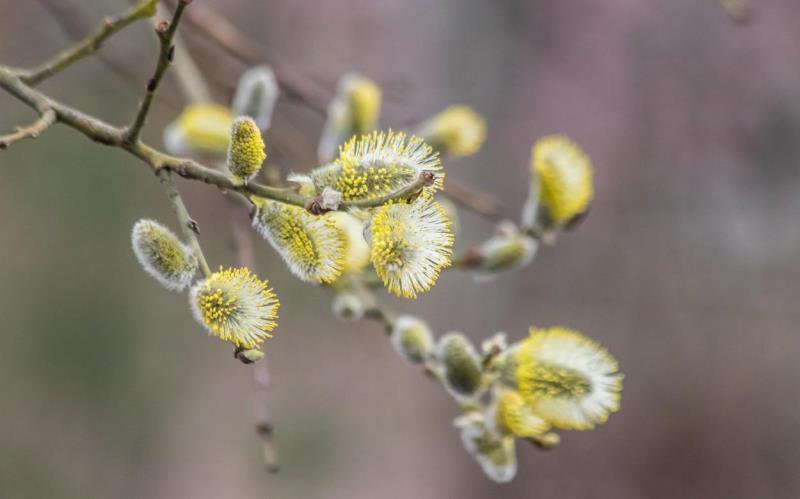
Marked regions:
[528,135,593,227]
[473,223,537,279]
[331,292,366,321]
[227,117,266,183]
[419,105,487,157]
[189,267,279,349]
[438,333,483,400]
[164,103,233,156]
[390,315,434,364]
[131,219,198,291]
[456,414,517,483]
[493,390,549,438]
[514,326,623,430]
[237,348,265,363]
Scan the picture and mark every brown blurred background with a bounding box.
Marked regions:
[2,1,800,498]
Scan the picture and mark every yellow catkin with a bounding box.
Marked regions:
[531,135,593,224]
[252,199,346,284]
[514,326,623,430]
[423,105,486,156]
[311,131,443,204]
[227,117,266,181]
[191,267,279,349]
[174,103,234,154]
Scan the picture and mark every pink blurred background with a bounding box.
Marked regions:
[1,1,800,497]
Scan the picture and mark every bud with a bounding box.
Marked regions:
[390,315,434,364]
[317,73,382,162]
[530,432,561,450]
[131,219,198,291]
[438,333,483,400]
[522,135,593,231]
[236,348,265,363]
[163,103,233,156]
[480,332,508,358]
[232,65,279,131]
[286,173,317,197]
[455,413,517,483]
[472,223,537,278]
[494,346,519,389]
[227,117,266,184]
[331,292,365,321]
[417,105,486,157]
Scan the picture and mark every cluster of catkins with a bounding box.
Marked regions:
[131,66,622,482]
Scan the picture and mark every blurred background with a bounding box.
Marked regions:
[2,0,800,497]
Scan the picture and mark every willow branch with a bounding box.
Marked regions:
[169,0,329,114]
[0,66,424,212]
[0,107,55,149]
[21,0,158,86]
[443,177,506,222]
[125,1,189,143]
[157,168,211,277]
[228,209,281,472]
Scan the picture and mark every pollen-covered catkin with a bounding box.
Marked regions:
[189,267,279,349]
[131,219,198,291]
[227,117,266,183]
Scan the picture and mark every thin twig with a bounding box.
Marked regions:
[0,66,425,212]
[229,203,281,472]
[0,107,55,149]
[21,0,158,86]
[443,178,506,222]
[125,0,190,144]
[157,168,211,277]
[169,0,329,114]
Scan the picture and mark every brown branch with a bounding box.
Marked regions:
[443,177,506,222]
[228,207,280,472]
[0,66,422,212]
[157,168,212,277]
[21,0,158,86]
[0,107,55,149]
[124,0,190,143]
[170,0,329,114]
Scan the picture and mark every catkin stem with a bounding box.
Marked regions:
[157,169,211,277]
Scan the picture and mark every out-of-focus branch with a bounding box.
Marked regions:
[443,178,506,222]
[125,0,190,144]
[32,0,162,97]
[151,1,210,103]
[0,66,428,212]
[230,206,280,472]
[167,0,329,114]
[0,106,55,149]
[22,0,158,86]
